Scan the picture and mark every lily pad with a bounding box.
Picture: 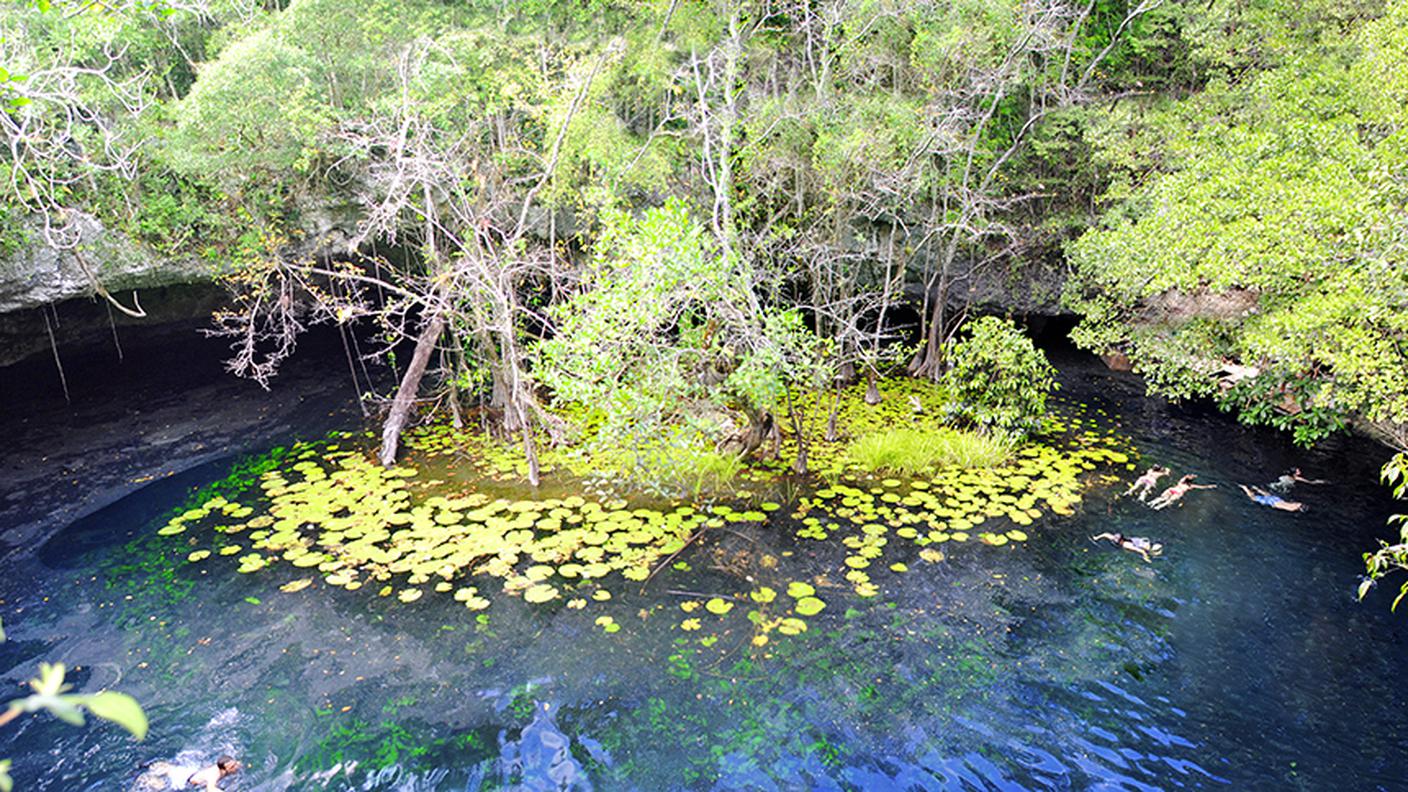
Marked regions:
[705,597,734,615]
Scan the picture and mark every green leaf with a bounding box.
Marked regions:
[34,663,67,697]
[0,758,13,792]
[36,0,52,12]
[8,97,30,108]
[82,692,148,740]
[0,616,5,643]
[44,698,85,727]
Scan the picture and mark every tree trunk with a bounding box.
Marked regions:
[864,369,882,405]
[722,409,774,461]
[784,384,809,475]
[825,385,843,443]
[378,313,444,467]
[910,265,956,381]
[837,359,857,385]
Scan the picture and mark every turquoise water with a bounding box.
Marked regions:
[2,363,1407,790]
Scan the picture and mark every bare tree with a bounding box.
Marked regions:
[213,37,605,478]
[906,0,1163,380]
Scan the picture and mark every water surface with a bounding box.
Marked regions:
[2,359,1406,791]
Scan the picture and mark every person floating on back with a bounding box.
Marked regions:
[1092,532,1163,562]
[1240,484,1309,513]
[1268,467,1327,494]
[1148,474,1217,510]
[1125,465,1171,501]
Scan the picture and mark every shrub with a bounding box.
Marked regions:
[847,427,1013,474]
[942,317,1057,439]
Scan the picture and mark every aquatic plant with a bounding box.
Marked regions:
[152,388,1134,659]
[847,428,1013,475]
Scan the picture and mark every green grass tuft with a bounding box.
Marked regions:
[847,427,1013,474]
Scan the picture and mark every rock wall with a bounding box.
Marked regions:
[0,213,214,314]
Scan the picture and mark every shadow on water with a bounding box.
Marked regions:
[3,353,1408,790]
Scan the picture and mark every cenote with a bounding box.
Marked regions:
[2,352,1406,791]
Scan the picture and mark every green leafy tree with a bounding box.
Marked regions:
[1065,0,1408,446]
[941,316,1056,439]
[1362,453,1408,609]
[536,199,829,473]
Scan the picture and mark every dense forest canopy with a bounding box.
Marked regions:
[3,0,1408,584]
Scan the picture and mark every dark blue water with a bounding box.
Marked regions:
[2,359,1406,791]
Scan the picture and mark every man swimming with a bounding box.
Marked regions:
[189,756,241,790]
[1268,467,1327,494]
[1148,474,1217,510]
[1125,465,1171,501]
[132,755,240,791]
[1092,532,1163,562]
[1240,484,1308,513]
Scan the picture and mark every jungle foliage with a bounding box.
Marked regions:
[0,0,1168,476]
[6,1,1408,588]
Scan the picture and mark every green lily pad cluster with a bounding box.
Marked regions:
[152,383,1134,656]
[671,579,830,647]
[161,445,732,610]
[785,401,1132,597]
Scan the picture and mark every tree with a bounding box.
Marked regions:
[1362,452,1408,610]
[535,199,829,474]
[0,0,216,317]
[1064,0,1408,447]
[942,316,1056,439]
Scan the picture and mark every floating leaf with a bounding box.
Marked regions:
[786,581,815,598]
[281,579,313,593]
[705,598,734,615]
[523,584,559,604]
[776,617,807,635]
[794,596,826,616]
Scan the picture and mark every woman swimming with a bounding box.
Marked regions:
[1148,474,1217,510]
[1268,467,1327,494]
[1125,465,1171,501]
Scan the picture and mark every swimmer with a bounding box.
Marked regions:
[190,756,240,790]
[1268,467,1327,494]
[1091,532,1164,562]
[1125,465,1171,501]
[1147,474,1217,510]
[1240,484,1308,513]
[132,755,240,791]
